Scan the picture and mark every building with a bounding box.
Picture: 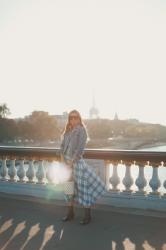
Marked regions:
[51,112,68,128]
[89,94,99,119]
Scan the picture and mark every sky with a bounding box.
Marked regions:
[0,0,166,124]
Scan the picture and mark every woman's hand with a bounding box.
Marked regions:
[60,154,65,163]
[60,155,74,168]
[66,159,74,169]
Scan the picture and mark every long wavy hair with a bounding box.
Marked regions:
[62,110,87,136]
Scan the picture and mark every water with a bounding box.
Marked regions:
[140,145,166,152]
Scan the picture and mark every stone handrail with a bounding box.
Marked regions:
[1,146,166,212]
[0,146,166,163]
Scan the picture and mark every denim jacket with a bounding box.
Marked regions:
[60,125,87,163]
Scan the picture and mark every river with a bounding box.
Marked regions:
[140,145,166,151]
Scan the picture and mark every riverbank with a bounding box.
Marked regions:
[87,139,166,150]
[134,141,166,150]
[1,139,166,151]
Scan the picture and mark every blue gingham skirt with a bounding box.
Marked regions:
[65,159,106,206]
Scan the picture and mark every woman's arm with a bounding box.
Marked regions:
[71,126,87,163]
[60,135,65,162]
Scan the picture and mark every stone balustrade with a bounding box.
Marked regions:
[1,146,166,212]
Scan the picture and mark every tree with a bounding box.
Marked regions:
[0,103,10,118]
[86,119,112,139]
[25,111,60,142]
[0,118,18,142]
[17,119,33,140]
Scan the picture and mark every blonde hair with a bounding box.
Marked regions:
[62,109,86,135]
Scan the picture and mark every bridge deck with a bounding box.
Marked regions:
[0,196,166,250]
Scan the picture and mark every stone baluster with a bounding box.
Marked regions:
[135,163,147,194]
[8,159,17,182]
[161,162,166,196]
[122,163,134,193]
[0,158,8,181]
[163,162,166,196]
[109,162,120,192]
[104,160,110,190]
[26,160,35,183]
[163,178,166,197]
[149,163,161,195]
[17,159,26,182]
[46,161,53,183]
[36,160,46,184]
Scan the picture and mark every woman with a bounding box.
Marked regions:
[60,109,106,225]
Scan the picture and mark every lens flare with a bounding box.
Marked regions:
[47,162,72,184]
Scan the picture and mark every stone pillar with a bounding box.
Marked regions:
[135,163,147,195]
[149,164,161,195]
[109,162,120,192]
[36,160,46,184]
[26,160,35,183]
[8,159,17,182]
[0,158,8,181]
[122,163,134,193]
[17,159,26,182]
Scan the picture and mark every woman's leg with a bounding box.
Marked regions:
[62,197,75,222]
[62,165,75,222]
[80,206,91,225]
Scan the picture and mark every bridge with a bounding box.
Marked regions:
[0,146,166,250]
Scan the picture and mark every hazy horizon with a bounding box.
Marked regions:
[0,0,166,125]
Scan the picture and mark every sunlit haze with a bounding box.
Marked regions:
[47,161,72,184]
[0,0,166,124]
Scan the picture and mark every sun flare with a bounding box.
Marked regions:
[47,162,72,184]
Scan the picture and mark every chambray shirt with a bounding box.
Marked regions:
[60,125,87,163]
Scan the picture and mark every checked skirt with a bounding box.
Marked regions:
[65,159,106,206]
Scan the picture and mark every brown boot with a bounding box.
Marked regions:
[62,206,74,222]
[80,208,91,225]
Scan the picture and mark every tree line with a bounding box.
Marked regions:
[0,104,60,144]
[86,119,166,141]
[1,104,166,146]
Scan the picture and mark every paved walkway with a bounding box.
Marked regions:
[0,196,166,250]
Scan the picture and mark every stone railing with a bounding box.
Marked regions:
[1,146,166,212]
